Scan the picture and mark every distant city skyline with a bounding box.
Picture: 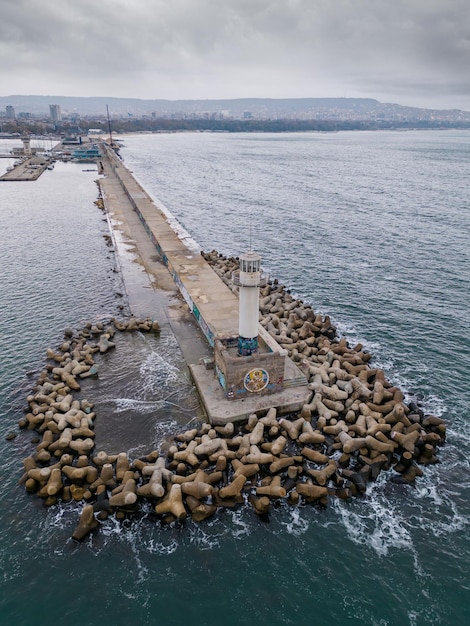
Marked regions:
[3,95,470,121]
[1,1,469,111]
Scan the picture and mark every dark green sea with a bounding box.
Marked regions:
[1,131,469,625]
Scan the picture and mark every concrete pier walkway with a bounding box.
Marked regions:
[98,143,310,423]
[98,150,213,370]
[0,157,47,181]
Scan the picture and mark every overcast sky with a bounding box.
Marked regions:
[1,0,470,110]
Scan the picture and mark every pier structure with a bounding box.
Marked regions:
[0,136,101,181]
[99,142,310,423]
[1,135,56,180]
[0,156,48,181]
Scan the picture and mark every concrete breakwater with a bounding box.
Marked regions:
[204,251,446,461]
[13,143,446,540]
[17,255,445,541]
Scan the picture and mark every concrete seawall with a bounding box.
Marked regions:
[99,143,310,423]
[102,143,240,347]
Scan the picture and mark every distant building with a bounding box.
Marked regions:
[71,144,101,162]
[62,135,81,145]
[6,105,16,119]
[49,104,62,123]
[21,136,32,156]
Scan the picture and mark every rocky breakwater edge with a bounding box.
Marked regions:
[13,251,446,543]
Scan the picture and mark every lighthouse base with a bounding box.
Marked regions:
[210,324,308,404]
[238,335,258,356]
[189,356,310,425]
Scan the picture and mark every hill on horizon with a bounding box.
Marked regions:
[0,95,468,120]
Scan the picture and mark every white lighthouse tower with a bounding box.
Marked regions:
[234,250,267,356]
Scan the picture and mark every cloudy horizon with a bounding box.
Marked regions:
[1,0,470,111]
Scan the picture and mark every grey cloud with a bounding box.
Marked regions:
[1,0,469,109]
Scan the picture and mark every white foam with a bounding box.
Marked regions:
[100,514,125,537]
[139,351,180,390]
[114,397,167,413]
[126,529,149,583]
[43,500,82,535]
[188,522,221,550]
[335,320,361,344]
[332,480,415,557]
[408,610,419,626]
[281,505,309,536]
[426,499,469,538]
[419,393,447,418]
[414,480,444,508]
[146,537,179,555]
[228,508,251,538]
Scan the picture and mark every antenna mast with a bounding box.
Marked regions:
[249,215,252,251]
[106,104,112,145]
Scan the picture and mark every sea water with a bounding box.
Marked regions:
[0,131,469,625]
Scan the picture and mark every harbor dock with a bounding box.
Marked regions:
[98,142,310,423]
[0,157,48,181]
